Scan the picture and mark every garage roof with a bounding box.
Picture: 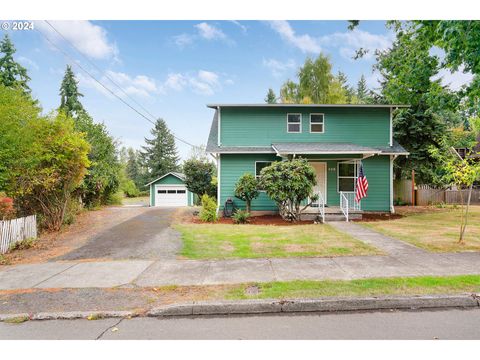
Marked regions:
[144,172,186,187]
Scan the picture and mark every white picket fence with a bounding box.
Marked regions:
[0,215,37,254]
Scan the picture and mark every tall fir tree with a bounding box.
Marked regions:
[0,34,31,94]
[356,74,369,103]
[337,71,357,104]
[125,147,146,188]
[59,65,84,117]
[265,88,277,103]
[141,118,179,182]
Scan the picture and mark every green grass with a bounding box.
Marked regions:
[3,315,30,324]
[362,206,480,252]
[175,223,380,259]
[225,275,480,300]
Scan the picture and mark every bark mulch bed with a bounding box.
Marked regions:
[191,214,313,226]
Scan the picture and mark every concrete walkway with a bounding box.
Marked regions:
[1,221,479,290]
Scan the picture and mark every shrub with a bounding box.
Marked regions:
[0,193,15,220]
[106,191,124,206]
[9,237,35,251]
[199,194,217,222]
[121,179,140,197]
[234,173,259,213]
[232,209,251,224]
[259,158,317,222]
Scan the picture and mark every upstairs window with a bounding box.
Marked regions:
[287,113,301,133]
[310,113,324,133]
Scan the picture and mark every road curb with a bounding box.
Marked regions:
[1,294,479,322]
[147,294,480,317]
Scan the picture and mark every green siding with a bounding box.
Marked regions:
[219,154,391,212]
[148,174,192,207]
[219,153,278,211]
[220,107,390,148]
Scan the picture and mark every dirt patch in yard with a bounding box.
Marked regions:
[0,285,236,315]
[0,206,149,266]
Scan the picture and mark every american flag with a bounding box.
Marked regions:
[355,164,368,203]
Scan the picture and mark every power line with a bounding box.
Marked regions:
[44,20,159,122]
[35,26,201,150]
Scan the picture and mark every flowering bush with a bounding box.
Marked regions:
[0,194,15,220]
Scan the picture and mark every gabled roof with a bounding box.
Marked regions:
[207,103,409,109]
[144,172,185,187]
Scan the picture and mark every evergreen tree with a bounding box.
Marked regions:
[356,74,369,103]
[337,71,357,104]
[141,118,179,182]
[59,65,84,117]
[265,88,277,104]
[125,147,146,188]
[0,34,31,94]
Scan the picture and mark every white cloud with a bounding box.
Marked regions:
[163,70,222,96]
[173,22,233,48]
[263,58,296,77]
[198,70,219,85]
[195,22,227,41]
[268,20,321,53]
[319,29,393,60]
[173,34,194,48]
[35,20,118,60]
[17,56,39,71]
[164,73,188,91]
[78,70,160,98]
[432,66,474,91]
[268,21,392,61]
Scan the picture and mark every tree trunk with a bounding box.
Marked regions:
[459,184,473,243]
[246,201,251,213]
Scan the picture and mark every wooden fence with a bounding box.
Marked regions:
[394,180,480,206]
[0,215,37,254]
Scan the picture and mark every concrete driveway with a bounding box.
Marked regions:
[58,207,182,261]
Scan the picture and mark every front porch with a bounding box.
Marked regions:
[270,142,394,220]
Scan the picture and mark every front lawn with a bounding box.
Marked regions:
[362,206,480,252]
[226,275,480,300]
[175,223,380,259]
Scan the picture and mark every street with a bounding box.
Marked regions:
[1,308,480,340]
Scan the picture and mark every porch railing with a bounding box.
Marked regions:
[316,191,325,223]
[341,192,361,211]
[340,192,349,222]
[309,192,326,223]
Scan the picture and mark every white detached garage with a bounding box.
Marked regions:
[146,172,193,207]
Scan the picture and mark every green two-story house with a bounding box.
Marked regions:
[206,104,409,218]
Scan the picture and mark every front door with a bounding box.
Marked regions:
[310,162,327,204]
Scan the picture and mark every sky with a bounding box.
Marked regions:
[3,20,473,159]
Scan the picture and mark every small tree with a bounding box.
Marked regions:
[183,158,217,198]
[259,159,318,222]
[430,121,480,243]
[234,173,259,213]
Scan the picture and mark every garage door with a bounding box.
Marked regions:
[154,185,188,207]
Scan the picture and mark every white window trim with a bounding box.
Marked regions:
[255,160,272,192]
[309,113,325,134]
[255,161,273,180]
[287,113,302,133]
[337,161,359,193]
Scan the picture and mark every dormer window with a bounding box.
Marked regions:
[310,113,324,133]
[287,113,301,133]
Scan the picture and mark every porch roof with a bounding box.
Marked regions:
[272,142,379,156]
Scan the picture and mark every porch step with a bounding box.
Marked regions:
[301,212,362,222]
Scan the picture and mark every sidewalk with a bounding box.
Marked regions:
[1,221,479,290]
